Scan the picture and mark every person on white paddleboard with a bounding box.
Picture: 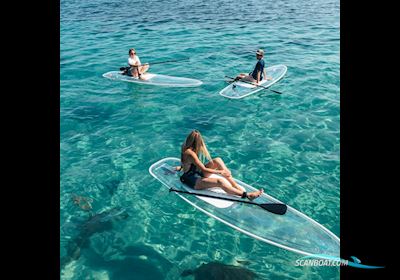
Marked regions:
[177,130,263,200]
[234,49,272,85]
[127,48,150,79]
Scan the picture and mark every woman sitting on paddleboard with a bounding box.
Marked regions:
[127,48,149,79]
[234,49,271,84]
[178,130,263,200]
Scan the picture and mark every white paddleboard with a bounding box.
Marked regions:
[149,157,340,258]
[220,65,287,99]
[103,71,203,87]
[181,174,246,208]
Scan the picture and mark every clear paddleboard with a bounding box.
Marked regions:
[149,157,340,257]
[103,71,203,87]
[220,65,287,99]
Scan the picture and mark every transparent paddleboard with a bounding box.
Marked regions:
[103,71,203,87]
[220,65,287,99]
[149,157,340,257]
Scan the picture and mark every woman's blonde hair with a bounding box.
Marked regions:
[181,130,212,163]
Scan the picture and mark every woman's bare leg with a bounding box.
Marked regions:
[208,157,228,170]
[139,64,149,74]
[195,177,263,200]
[240,75,256,82]
[205,158,240,189]
[195,177,244,196]
[130,66,139,77]
[138,65,150,80]
[234,73,247,81]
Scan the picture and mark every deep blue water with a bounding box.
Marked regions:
[61,0,340,279]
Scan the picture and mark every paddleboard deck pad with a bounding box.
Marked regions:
[149,157,340,257]
[103,71,203,87]
[220,64,287,99]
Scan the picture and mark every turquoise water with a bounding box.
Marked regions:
[60,0,340,279]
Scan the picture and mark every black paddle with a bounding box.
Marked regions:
[119,58,189,71]
[169,188,287,215]
[225,75,283,95]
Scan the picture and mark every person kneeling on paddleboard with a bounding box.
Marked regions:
[124,48,150,79]
[177,130,263,200]
[234,49,272,85]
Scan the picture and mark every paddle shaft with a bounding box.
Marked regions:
[170,188,264,207]
[225,76,282,94]
[133,58,189,67]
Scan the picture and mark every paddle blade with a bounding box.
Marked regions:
[269,89,282,94]
[259,203,287,215]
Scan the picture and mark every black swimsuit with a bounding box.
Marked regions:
[180,164,204,188]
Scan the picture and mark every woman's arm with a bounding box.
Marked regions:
[129,57,141,67]
[264,68,272,80]
[186,150,221,175]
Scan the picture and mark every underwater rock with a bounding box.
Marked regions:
[71,194,93,211]
[102,177,122,196]
[84,243,173,280]
[107,257,165,280]
[60,207,129,269]
[235,259,251,265]
[123,244,173,271]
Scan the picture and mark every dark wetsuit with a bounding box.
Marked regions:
[250,59,265,81]
[180,164,204,188]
